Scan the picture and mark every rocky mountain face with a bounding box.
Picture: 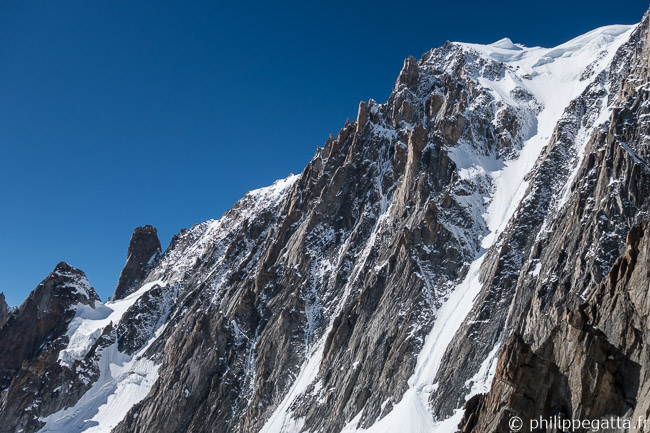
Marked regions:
[1,9,649,433]
[113,225,162,300]
[461,218,650,433]
[0,293,9,328]
[0,262,101,433]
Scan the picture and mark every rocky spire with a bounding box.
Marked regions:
[113,225,162,300]
[0,293,9,328]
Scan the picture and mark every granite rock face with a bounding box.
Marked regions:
[0,293,9,328]
[0,262,99,387]
[458,14,650,433]
[3,10,650,433]
[113,225,162,300]
[431,15,650,421]
[461,219,650,433]
[0,262,101,433]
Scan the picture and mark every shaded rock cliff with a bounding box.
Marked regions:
[0,292,9,328]
[0,262,101,433]
[461,219,650,433]
[113,225,162,300]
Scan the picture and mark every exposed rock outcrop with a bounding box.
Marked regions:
[431,15,650,421]
[113,225,162,300]
[462,219,650,433]
[0,262,101,433]
[0,292,9,328]
[0,262,99,386]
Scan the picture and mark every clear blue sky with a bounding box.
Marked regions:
[1,0,647,306]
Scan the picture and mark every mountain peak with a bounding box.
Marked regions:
[113,225,162,300]
[45,261,98,303]
[0,262,100,392]
[453,24,634,67]
[52,260,78,275]
[0,293,8,328]
[489,37,522,50]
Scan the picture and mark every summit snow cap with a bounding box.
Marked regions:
[488,37,523,51]
[454,24,634,65]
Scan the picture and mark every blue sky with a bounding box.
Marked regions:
[1,0,647,306]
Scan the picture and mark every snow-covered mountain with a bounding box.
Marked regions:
[2,9,650,433]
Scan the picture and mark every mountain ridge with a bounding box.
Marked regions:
[1,9,649,433]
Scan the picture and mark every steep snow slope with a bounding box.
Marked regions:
[459,25,635,248]
[39,281,166,433]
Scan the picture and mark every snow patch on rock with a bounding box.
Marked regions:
[59,281,165,367]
